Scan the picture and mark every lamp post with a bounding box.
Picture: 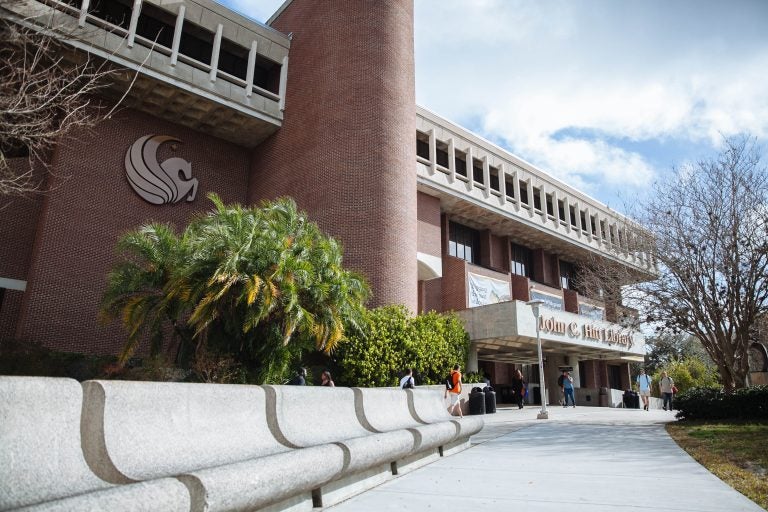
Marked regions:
[526,299,548,420]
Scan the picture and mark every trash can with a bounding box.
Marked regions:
[484,386,496,414]
[469,387,486,415]
[622,390,640,409]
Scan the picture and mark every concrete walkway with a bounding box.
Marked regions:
[327,405,764,511]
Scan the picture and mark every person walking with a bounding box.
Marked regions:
[511,369,526,409]
[636,369,652,410]
[444,364,463,418]
[320,370,335,387]
[659,371,675,411]
[399,368,415,389]
[562,371,576,407]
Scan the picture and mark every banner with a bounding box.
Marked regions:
[467,273,511,307]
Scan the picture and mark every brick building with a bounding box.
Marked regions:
[1,0,654,402]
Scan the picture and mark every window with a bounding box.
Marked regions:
[472,159,484,184]
[455,151,467,177]
[252,55,281,94]
[519,180,529,205]
[135,2,175,48]
[179,20,215,66]
[600,220,607,240]
[218,39,249,80]
[558,200,565,221]
[569,205,577,228]
[560,260,575,289]
[436,140,449,168]
[505,176,515,200]
[416,132,429,159]
[89,0,132,30]
[533,187,541,211]
[489,166,500,192]
[590,215,597,235]
[580,210,587,232]
[511,243,533,277]
[448,222,479,263]
[546,194,554,216]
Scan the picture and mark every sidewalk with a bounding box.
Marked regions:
[327,405,764,511]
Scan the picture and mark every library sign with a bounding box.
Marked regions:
[538,315,635,350]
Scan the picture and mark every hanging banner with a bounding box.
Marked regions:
[467,272,511,307]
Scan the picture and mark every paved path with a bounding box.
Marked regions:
[327,405,764,511]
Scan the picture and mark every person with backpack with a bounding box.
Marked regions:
[636,369,652,410]
[511,369,526,409]
[557,371,566,405]
[399,368,415,389]
[443,364,463,418]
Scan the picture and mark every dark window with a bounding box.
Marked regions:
[569,205,577,227]
[448,222,480,264]
[489,167,500,192]
[505,176,515,199]
[560,260,575,289]
[600,220,607,240]
[179,21,214,65]
[135,2,175,48]
[558,199,565,221]
[416,132,429,159]
[590,215,597,235]
[519,181,529,205]
[89,0,132,29]
[218,39,249,80]
[472,159,484,184]
[252,55,281,94]
[609,226,616,244]
[455,151,467,177]
[436,140,449,167]
[580,210,587,232]
[546,194,554,216]
[511,243,533,277]
[533,187,541,211]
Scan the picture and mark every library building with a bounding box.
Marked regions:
[1,0,654,406]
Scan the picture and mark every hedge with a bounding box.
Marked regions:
[334,305,469,387]
[674,385,768,420]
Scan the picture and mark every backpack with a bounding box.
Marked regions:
[444,373,454,390]
[557,375,564,387]
[402,377,414,389]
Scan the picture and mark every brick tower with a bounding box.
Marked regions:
[249,0,418,310]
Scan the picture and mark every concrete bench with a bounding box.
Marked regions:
[0,377,482,512]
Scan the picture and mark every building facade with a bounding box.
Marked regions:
[1,0,653,403]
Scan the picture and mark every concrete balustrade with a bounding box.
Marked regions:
[0,377,482,512]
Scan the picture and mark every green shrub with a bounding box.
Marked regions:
[334,305,469,387]
[675,385,768,420]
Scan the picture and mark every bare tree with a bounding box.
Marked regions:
[578,136,768,391]
[0,7,118,197]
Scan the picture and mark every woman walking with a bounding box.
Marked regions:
[511,369,526,409]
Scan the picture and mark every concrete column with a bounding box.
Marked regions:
[447,138,456,183]
[468,344,479,373]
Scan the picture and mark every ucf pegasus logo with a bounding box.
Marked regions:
[125,135,198,204]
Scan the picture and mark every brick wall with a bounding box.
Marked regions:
[16,109,250,354]
[417,192,441,257]
[250,0,418,311]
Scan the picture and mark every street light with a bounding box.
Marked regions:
[526,299,548,420]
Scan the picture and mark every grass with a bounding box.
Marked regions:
[666,421,768,510]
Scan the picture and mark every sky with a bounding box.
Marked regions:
[220,0,768,212]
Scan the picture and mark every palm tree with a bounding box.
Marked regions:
[100,223,193,364]
[102,194,370,382]
[172,194,370,381]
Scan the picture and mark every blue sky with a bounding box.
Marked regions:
[220,0,768,212]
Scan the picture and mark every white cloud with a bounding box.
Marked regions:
[414,0,768,202]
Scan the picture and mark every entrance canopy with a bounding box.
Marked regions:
[458,301,645,364]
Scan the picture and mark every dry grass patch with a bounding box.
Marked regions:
[666,421,768,510]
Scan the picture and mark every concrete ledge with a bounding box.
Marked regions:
[178,444,345,512]
[2,377,483,512]
[0,376,112,510]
